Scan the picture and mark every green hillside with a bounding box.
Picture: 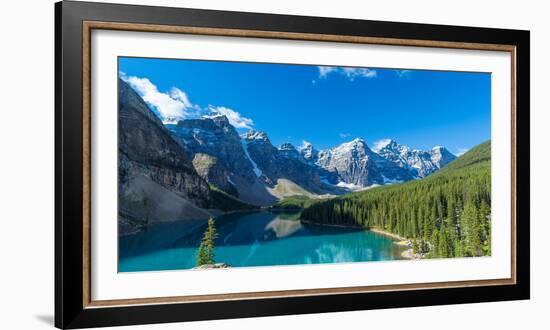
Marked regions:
[271,195,328,210]
[438,140,491,172]
[209,185,258,212]
[302,141,491,258]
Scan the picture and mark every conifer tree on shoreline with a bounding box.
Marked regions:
[197,217,218,266]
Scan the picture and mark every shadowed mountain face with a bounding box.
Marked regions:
[118,79,212,233]
[170,115,257,184]
[167,117,277,206]
[242,130,331,195]
[167,116,257,197]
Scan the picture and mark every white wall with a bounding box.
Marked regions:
[0,0,546,329]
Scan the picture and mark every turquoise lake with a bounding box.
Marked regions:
[118,211,406,272]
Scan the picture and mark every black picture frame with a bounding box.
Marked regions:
[55,1,530,328]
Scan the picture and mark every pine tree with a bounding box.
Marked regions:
[431,228,440,257]
[197,217,218,266]
[438,226,450,258]
[460,203,479,257]
[478,200,491,255]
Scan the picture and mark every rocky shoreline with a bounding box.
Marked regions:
[367,228,428,260]
[193,263,231,270]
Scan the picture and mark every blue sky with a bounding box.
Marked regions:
[119,57,491,155]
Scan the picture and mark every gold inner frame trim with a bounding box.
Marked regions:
[82,20,517,309]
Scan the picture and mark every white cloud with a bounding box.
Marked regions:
[123,76,196,124]
[122,75,256,130]
[318,66,337,78]
[395,69,412,78]
[339,133,351,139]
[169,87,194,109]
[122,75,257,131]
[318,66,377,80]
[204,106,254,130]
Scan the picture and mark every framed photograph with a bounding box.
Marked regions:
[55,1,530,328]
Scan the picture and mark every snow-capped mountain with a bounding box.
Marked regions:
[430,146,457,169]
[373,139,456,178]
[299,141,319,163]
[165,114,456,204]
[315,138,414,187]
[166,116,277,205]
[242,130,329,195]
[278,143,301,160]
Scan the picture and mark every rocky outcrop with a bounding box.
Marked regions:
[192,153,238,197]
[193,263,231,270]
[118,79,211,228]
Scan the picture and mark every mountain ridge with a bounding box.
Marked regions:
[166,113,458,201]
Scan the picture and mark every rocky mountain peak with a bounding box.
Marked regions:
[278,143,300,159]
[243,130,271,144]
[351,137,366,144]
[175,115,234,134]
[429,146,456,168]
[374,139,410,154]
[279,143,297,151]
[372,138,394,151]
[315,137,412,187]
[372,139,456,178]
[430,145,450,155]
[209,114,231,126]
[332,138,371,157]
[299,141,319,163]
